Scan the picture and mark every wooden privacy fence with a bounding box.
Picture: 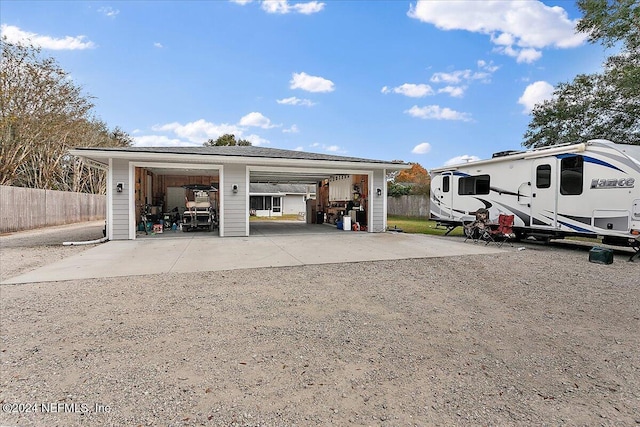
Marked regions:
[387,195,431,218]
[0,186,106,233]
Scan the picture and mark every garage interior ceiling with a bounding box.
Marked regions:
[250,171,330,184]
[145,167,219,177]
[144,167,339,184]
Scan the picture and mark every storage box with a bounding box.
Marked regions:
[589,247,613,264]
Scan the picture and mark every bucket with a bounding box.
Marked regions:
[342,215,351,231]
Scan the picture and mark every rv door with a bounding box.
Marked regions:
[433,172,454,220]
[530,159,557,229]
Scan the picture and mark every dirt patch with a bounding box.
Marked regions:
[1,223,639,426]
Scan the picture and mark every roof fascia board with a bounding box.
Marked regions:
[130,161,223,171]
[69,149,410,170]
[248,165,383,175]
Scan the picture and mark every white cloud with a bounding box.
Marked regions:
[290,72,335,93]
[0,24,95,50]
[518,81,555,113]
[515,48,543,64]
[424,61,497,98]
[438,86,466,98]
[477,59,500,73]
[239,112,279,129]
[408,0,586,62]
[153,42,163,48]
[133,135,196,147]
[277,96,315,106]
[411,142,432,154]
[293,146,304,151]
[381,83,434,98]
[283,124,299,133]
[430,70,472,84]
[244,134,270,146]
[291,1,325,14]
[307,143,345,153]
[153,119,243,143]
[230,0,253,4]
[142,116,278,146]
[444,154,481,166]
[98,6,120,17]
[261,0,325,14]
[430,69,492,85]
[405,105,472,121]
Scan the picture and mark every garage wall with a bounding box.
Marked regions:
[112,158,130,240]
[222,164,247,237]
[371,169,386,232]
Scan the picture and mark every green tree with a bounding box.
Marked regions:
[523,0,639,148]
[204,134,251,146]
[577,0,639,50]
[387,182,411,197]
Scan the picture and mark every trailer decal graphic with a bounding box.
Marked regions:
[474,198,492,209]
[558,214,591,225]
[490,187,519,197]
[557,220,592,233]
[555,154,625,173]
[532,217,551,226]
[487,201,530,226]
[590,177,635,189]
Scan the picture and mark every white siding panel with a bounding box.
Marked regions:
[222,164,248,237]
[371,169,386,232]
[283,195,305,215]
[111,159,131,240]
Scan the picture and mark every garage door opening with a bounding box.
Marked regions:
[134,165,221,239]
[248,170,371,236]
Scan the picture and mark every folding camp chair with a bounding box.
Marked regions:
[488,214,515,247]
[464,208,491,243]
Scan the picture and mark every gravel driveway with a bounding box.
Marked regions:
[1,222,639,426]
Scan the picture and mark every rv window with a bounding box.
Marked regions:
[536,165,551,188]
[560,155,583,195]
[458,175,490,195]
[442,176,450,192]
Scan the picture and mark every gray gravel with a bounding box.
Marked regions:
[1,222,639,426]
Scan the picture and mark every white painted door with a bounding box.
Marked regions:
[272,196,281,214]
[530,159,557,229]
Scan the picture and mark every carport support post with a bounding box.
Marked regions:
[370,169,387,232]
[221,164,248,237]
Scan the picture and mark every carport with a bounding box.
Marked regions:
[69,146,410,240]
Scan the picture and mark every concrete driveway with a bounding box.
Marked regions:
[2,227,505,284]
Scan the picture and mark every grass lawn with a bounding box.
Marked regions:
[386,215,464,236]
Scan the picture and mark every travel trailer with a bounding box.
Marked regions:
[430,139,640,251]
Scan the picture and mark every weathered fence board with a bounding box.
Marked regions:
[0,186,106,233]
[387,195,430,218]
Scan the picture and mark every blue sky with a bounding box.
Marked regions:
[1,0,610,170]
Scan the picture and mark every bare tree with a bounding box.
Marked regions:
[1,38,131,192]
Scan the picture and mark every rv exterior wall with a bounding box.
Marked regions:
[430,141,640,244]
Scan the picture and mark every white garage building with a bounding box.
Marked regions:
[69,146,409,239]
